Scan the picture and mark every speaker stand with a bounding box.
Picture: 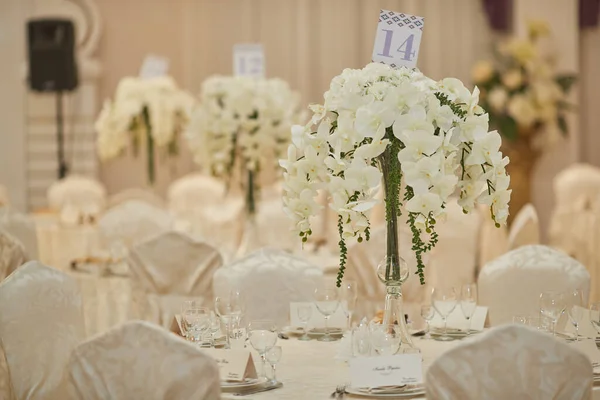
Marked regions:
[56,91,68,179]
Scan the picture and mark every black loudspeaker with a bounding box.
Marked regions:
[27,19,78,92]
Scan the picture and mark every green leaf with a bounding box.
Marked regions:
[557,100,577,112]
[496,116,518,141]
[557,115,568,136]
[556,75,577,93]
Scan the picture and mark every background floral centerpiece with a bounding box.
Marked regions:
[95,76,195,185]
[186,76,300,217]
[281,63,510,349]
[472,20,576,217]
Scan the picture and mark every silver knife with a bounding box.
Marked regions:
[233,382,283,396]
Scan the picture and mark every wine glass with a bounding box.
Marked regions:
[539,291,566,336]
[340,280,358,331]
[369,323,402,356]
[208,311,222,347]
[567,288,585,341]
[431,287,458,341]
[420,304,435,339]
[297,304,313,341]
[215,291,246,348]
[590,303,600,338]
[248,320,277,378]
[314,287,340,342]
[265,346,282,383]
[460,283,478,336]
[182,303,210,344]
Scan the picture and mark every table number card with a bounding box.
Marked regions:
[349,354,423,388]
[139,54,170,78]
[203,349,258,382]
[372,9,425,69]
[233,44,265,78]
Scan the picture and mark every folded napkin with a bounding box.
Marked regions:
[335,332,353,362]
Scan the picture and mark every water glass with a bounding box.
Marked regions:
[527,316,553,333]
[420,304,435,339]
[539,291,566,336]
[369,323,402,356]
[208,312,222,347]
[314,287,340,342]
[431,287,458,341]
[567,288,585,341]
[297,304,313,341]
[512,315,530,325]
[248,320,278,378]
[229,325,246,350]
[265,346,282,383]
[341,280,358,330]
[589,303,600,336]
[460,283,477,335]
[215,291,245,348]
[182,303,210,344]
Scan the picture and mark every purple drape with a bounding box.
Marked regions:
[482,0,513,32]
[580,0,600,28]
[482,0,600,31]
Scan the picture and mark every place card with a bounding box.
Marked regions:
[569,339,600,364]
[290,302,347,329]
[203,349,258,382]
[139,54,169,78]
[372,9,425,69]
[233,44,265,78]
[429,306,488,331]
[349,354,423,388]
[171,314,184,336]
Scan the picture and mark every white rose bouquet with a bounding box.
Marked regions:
[472,20,576,149]
[186,76,300,215]
[95,76,195,185]
[281,63,511,287]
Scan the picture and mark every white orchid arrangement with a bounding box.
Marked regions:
[281,63,511,286]
[472,20,576,149]
[95,76,195,184]
[186,75,300,214]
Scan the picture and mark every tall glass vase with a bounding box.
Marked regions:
[376,150,419,353]
[237,170,261,257]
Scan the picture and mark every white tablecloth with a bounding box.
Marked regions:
[228,336,600,399]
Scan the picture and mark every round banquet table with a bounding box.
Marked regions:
[221,336,600,400]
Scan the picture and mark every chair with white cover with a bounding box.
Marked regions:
[425,325,593,400]
[0,261,85,400]
[213,248,323,327]
[0,207,39,260]
[477,203,508,269]
[255,197,297,252]
[67,320,220,400]
[108,187,165,209]
[428,200,481,291]
[47,175,107,217]
[344,223,428,323]
[478,245,590,326]
[0,185,9,207]
[0,231,27,280]
[167,173,226,217]
[549,164,600,302]
[128,231,223,327]
[507,203,540,250]
[98,200,173,257]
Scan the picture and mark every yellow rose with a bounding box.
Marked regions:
[508,94,537,127]
[506,39,537,65]
[472,60,494,83]
[532,81,562,104]
[502,69,523,90]
[488,88,508,112]
[527,19,551,39]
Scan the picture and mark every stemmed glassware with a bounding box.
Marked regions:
[208,311,222,347]
[340,280,358,331]
[265,346,282,384]
[181,301,210,344]
[431,287,458,341]
[590,303,600,337]
[460,283,478,336]
[539,291,566,336]
[420,304,435,339]
[297,304,313,341]
[248,320,278,378]
[314,287,340,342]
[567,288,585,341]
[215,290,246,348]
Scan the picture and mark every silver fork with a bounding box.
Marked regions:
[330,385,346,398]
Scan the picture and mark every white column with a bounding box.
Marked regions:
[513,0,580,238]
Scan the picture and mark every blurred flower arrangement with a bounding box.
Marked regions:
[472,19,575,216]
[95,76,195,185]
[186,76,300,216]
[281,63,510,287]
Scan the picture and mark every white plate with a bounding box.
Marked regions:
[345,386,425,398]
[221,377,266,389]
[283,326,344,337]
